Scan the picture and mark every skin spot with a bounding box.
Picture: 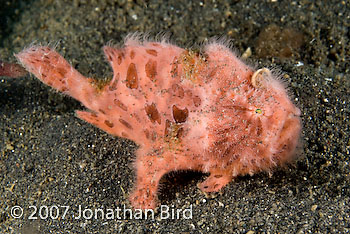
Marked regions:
[185,90,193,97]
[176,127,184,139]
[164,119,184,142]
[151,131,157,141]
[145,103,161,124]
[144,129,150,139]
[206,67,217,82]
[56,67,67,78]
[114,99,128,111]
[172,105,189,123]
[146,49,158,56]
[98,109,106,115]
[133,113,142,123]
[233,154,240,161]
[106,51,113,62]
[119,118,133,129]
[104,120,114,128]
[145,60,157,82]
[117,52,125,65]
[43,55,50,61]
[130,50,135,59]
[61,86,68,92]
[126,63,138,89]
[171,84,184,99]
[170,56,179,78]
[121,132,128,138]
[193,95,201,107]
[164,119,171,136]
[45,62,54,71]
[109,73,120,91]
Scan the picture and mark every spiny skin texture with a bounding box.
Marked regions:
[15,36,302,209]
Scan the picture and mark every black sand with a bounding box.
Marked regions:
[0,0,349,233]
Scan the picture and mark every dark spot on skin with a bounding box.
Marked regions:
[207,67,217,82]
[104,120,114,128]
[214,175,223,178]
[256,118,262,136]
[121,132,128,138]
[144,129,150,139]
[106,53,113,62]
[172,105,189,123]
[185,90,192,97]
[231,154,239,161]
[176,127,184,139]
[213,138,229,154]
[163,119,185,143]
[151,131,157,141]
[151,43,161,47]
[109,49,116,57]
[98,109,106,114]
[119,118,133,129]
[126,63,138,89]
[193,95,201,107]
[114,99,128,111]
[91,112,98,118]
[171,84,184,99]
[130,50,135,59]
[164,119,171,136]
[45,63,54,72]
[133,113,142,123]
[61,86,68,92]
[146,49,158,56]
[221,145,233,159]
[145,60,157,82]
[117,52,125,65]
[109,73,119,91]
[170,56,179,78]
[145,103,161,124]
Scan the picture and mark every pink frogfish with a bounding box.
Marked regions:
[15,35,302,209]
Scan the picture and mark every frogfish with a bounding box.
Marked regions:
[15,35,302,209]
